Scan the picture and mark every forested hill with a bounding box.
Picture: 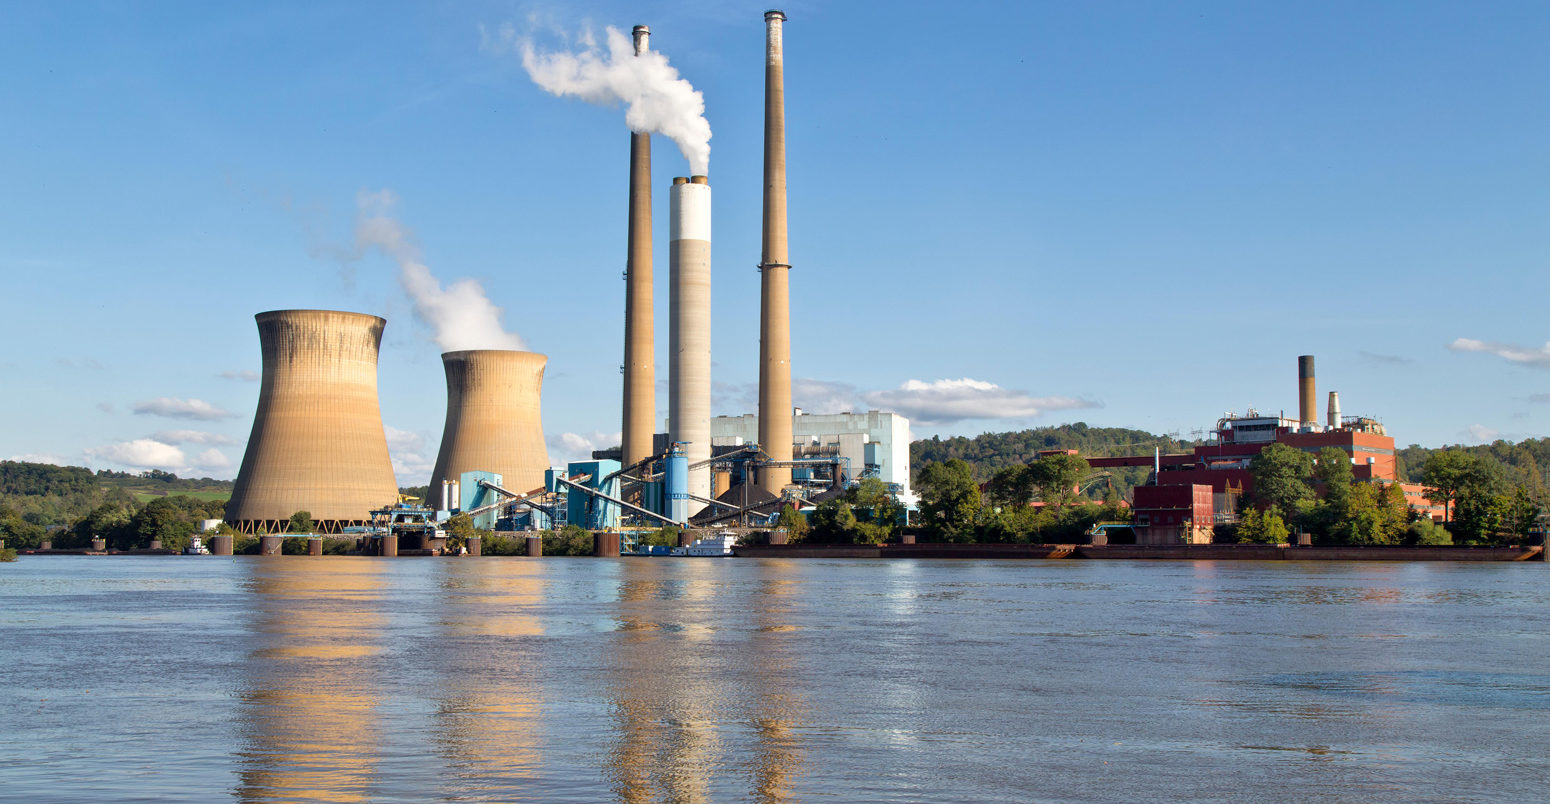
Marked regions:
[911,423,1198,482]
[1394,439,1549,497]
[1,461,232,526]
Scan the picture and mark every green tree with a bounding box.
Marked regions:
[1422,450,1479,523]
[916,459,982,543]
[1236,506,1290,544]
[773,504,808,543]
[1028,453,1090,510]
[127,497,196,551]
[289,510,315,535]
[1250,443,1315,514]
[808,499,860,543]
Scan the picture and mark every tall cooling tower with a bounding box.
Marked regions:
[227,309,399,533]
[670,176,711,513]
[758,10,794,494]
[429,350,550,501]
[622,24,655,469]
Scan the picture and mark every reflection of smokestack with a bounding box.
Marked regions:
[1328,391,1341,430]
[1298,355,1316,428]
[228,310,399,533]
[670,176,711,513]
[622,24,654,468]
[429,350,551,499]
[758,9,793,495]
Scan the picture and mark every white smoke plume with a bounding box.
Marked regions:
[511,24,712,174]
[353,190,525,353]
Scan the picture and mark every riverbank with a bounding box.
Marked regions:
[733,542,1546,561]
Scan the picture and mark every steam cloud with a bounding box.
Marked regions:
[511,24,712,174]
[353,190,525,353]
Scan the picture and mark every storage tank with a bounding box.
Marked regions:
[428,350,550,500]
[226,309,399,533]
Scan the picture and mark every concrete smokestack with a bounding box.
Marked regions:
[227,310,399,533]
[1327,391,1341,431]
[758,9,794,495]
[1298,355,1316,428]
[670,175,712,513]
[622,24,655,469]
[428,350,551,500]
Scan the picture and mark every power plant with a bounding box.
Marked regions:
[428,349,551,503]
[223,11,902,549]
[226,310,399,534]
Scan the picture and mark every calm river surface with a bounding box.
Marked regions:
[3,556,1549,802]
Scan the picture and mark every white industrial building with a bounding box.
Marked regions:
[709,410,914,505]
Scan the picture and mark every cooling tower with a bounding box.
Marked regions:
[1298,355,1316,428]
[227,309,399,534]
[670,176,711,513]
[758,9,794,494]
[622,24,655,469]
[428,350,550,502]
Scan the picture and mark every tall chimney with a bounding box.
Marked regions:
[1327,391,1341,431]
[758,9,793,495]
[1298,355,1316,428]
[670,175,712,513]
[621,25,654,469]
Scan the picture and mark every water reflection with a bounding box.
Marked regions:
[235,558,390,803]
[604,559,808,802]
[429,560,549,800]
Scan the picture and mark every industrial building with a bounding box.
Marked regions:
[710,410,914,505]
[1086,355,1430,544]
[226,309,400,535]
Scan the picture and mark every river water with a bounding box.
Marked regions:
[2,556,1548,802]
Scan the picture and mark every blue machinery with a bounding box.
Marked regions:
[442,442,856,532]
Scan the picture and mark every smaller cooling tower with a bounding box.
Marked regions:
[429,350,550,502]
[227,309,399,534]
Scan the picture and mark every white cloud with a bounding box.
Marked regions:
[84,439,187,470]
[219,370,259,381]
[193,448,231,469]
[861,378,1099,425]
[1466,424,1502,443]
[1530,393,1550,404]
[96,402,114,413]
[132,397,237,421]
[547,430,621,465]
[153,429,237,446]
[712,378,862,417]
[383,426,436,487]
[1449,338,1550,368]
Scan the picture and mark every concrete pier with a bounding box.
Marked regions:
[210,535,233,556]
[466,535,481,557]
[308,537,323,556]
[380,535,398,557]
[259,536,283,555]
[149,539,162,551]
[526,536,542,557]
[768,530,789,545]
[593,532,620,558]
[91,538,106,551]
[899,533,915,545]
[40,540,52,551]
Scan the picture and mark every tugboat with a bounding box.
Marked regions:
[184,536,211,555]
[670,531,737,557]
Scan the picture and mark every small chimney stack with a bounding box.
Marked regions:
[1298,355,1316,429]
[1327,391,1341,431]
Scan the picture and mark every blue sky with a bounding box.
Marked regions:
[2,1,1546,482]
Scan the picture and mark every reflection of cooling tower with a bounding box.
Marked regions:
[428,350,550,500]
[227,310,398,534]
[758,10,794,494]
[670,177,712,513]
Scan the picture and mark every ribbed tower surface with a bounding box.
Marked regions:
[428,349,551,499]
[227,309,399,533]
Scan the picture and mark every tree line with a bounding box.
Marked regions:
[0,461,229,551]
